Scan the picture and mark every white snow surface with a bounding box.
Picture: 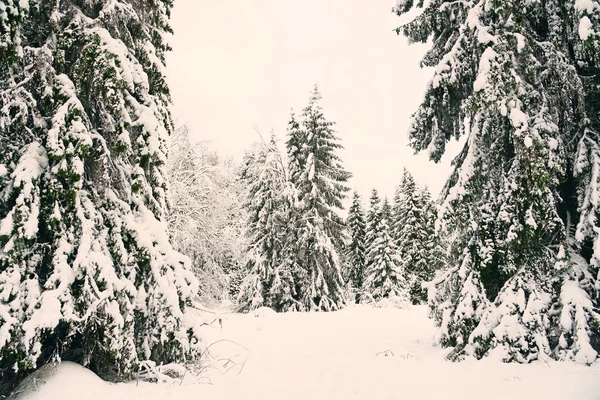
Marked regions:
[473,47,497,92]
[575,0,599,13]
[578,16,595,40]
[19,305,600,400]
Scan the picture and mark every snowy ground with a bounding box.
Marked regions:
[19,305,600,400]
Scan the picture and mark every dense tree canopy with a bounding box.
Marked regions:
[0,0,202,394]
[396,0,600,364]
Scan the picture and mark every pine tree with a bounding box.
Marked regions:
[396,0,600,363]
[392,169,417,244]
[393,169,444,304]
[365,189,382,251]
[271,114,311,312]
[391,185,404,243]
[269,181,305,313]
[364,209,405,301]
[228,261,244,300]
[269,242,304,312]
[345,191,367,300]
[237,135,287,311]
[412,186,446,303]
[566,0,600,365]
[381,197,393,223]
[286,111,305,187]
[0,0,201,393]
[292,85,352,311]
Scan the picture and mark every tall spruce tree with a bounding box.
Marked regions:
[365,189,382,251]
[393,169,444,304]
[396,0,600,363]
[418,186,447,298]
[275,112,310,312]
[345,192,367,299]
[286,111,305,187]
[381,197,393,223]
[0,0,201,393]
[364,202,405,301]
[291,85,352,311]
[392,184,404,242]
[392,169,417,244]
[237,135,288,311]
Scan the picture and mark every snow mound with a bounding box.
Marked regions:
[252,306,277,317]
[14,362,105,400]
[218,299,235,312]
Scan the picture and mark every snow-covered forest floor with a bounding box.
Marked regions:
[20,306,600,400]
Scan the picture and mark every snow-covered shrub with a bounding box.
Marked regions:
[367,295,411,310]
[252,307,277,318]
[167,126,246,305]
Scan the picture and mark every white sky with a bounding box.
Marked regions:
[166,0,462,202]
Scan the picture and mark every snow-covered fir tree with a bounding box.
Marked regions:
[286,111,305,187]
[364,203,405,301]
[567,0,600,364]
[365,189,382,251]
[269,184,305,312]
[391,170,417,244]
[237,135,288,311]
[396,0,600,363]
[345,191,367,300]
[381,197,393,224]
[291,86,352,311]
[228,262,245,300]
[393,169,444,304]
[0,0,202,393]
[418,186,446,298]
[272,113,313,312]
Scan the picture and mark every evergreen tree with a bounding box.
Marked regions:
[292,85,352,311]
[381,197,393,223]
[391,185,404,243]
[270,114,312,312]
[392,169,417,244]
[396,0,600,363]
[269,179,305,312]
[393,169,444,304]
[364,210,405,301]
[276,109,309,312]
[228,261,244,300]
[237,136,287,311]
[365,189,382,251]
[411,186,446,303]
[345,191,367,300]
[0,0,201,393]
[269,237,305,312]
[286,111,305,187]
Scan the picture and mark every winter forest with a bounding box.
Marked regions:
[0,0,599,399]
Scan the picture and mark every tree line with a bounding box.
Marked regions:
[231,87,445,312]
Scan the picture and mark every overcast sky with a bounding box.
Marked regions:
[166,0,463,202]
